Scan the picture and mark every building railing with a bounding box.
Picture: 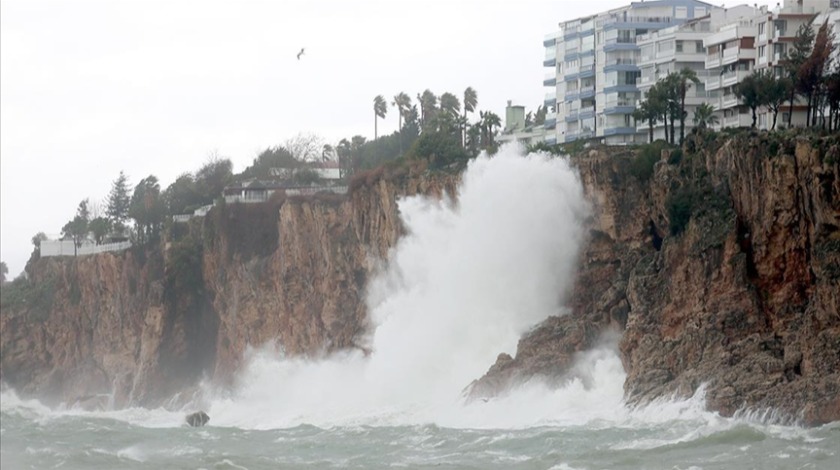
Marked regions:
[605,98,636,108]
[605,37,636,45]
[286,186,348,196]
[40,240,132,258]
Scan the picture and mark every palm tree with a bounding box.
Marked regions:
[633,98,662,143]
[463,87,478,146]
[392,92,412,155]
[692,102,719,129]
[373,95,387,140]
[676,68,701,144]
[440,92,461,117]
[480,111,501,147]
[417,89,438,131]
[392,92,412,131]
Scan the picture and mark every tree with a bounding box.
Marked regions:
[31,232,47,250]
[439,92,461,117]
[322,144,334,162]
[692,102,719,129]
[676,68,701,144]
[106,171,130,234]
[336,138,352,179]
[374,95,388,140]
[417,89,438,131]
[799,20,836,126]
[194,156,233,204]
[479,111,502,148]
[534,105,547,125]
[659,73,681,144]
[163,173,201,215]
[826,63,840,131]
[786,21,816,126]
[735,72,762,127]
[1,261,8,284]
[392,92,413,156]
[285,133,326,163]
[407,131,468,169]
[463,87,478,146]
[760,72,793,130]
[88,217,111,245]
[129,175,164,245]
[633,96,663,142]
[62,199,91,256]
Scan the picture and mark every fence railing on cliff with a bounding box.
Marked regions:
[40,240,132,257]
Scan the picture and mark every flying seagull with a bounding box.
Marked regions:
[297,48,305,60]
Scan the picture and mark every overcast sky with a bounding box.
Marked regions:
[2,0,761,277]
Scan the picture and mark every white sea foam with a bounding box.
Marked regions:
[204,145,600,429]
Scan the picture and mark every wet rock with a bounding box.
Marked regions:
[185,411,210,427]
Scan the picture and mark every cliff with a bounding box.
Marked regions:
[2,132,838,425]
[471,130,840,426]
[0,161,456,407]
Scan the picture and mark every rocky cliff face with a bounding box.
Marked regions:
[0,162,456,406]
[472,131,840,426]
[2,134,838,425]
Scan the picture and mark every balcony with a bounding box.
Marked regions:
[774,51,784,62]
[579,64,596,78]
[758,32,767,42]
[721,69,749,87]
[604,37,638,52]
[722,47,754,66]
[758,55,767,66]
[721,94,739,110]
[604,58,639,72]
[603,126,637,136]
[705,76,721,91]
[543,32,558,47]
[545,92,557,106]
[579,86,596,99]
[723,114,748,128]
[544,73,557,87]
[706,55,721,69]
[604,103,636,115]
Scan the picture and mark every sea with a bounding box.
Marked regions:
[2,146,838,469]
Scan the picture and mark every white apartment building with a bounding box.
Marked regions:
[544,0,718,145]
[751,0,838,128]
[702,6,765,130]
[546,0,839,145]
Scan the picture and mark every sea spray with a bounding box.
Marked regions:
[205,144,602,429]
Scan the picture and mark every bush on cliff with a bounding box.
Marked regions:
[407,131,469,170]
[630,140,672,182]
[0,275,56,321]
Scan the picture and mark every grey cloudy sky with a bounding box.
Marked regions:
[2,0,754,276]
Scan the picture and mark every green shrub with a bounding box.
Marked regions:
[631,140,671,182]
[667,186,696,236]
[0,275,56,321]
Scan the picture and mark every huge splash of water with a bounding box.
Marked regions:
[206,145,600,429]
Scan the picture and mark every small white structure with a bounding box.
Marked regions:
[40,240,132,257]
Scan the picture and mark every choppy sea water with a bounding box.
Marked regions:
[4,148,838,469]
[2,386,839,470]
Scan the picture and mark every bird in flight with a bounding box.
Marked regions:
[297,48,305,60]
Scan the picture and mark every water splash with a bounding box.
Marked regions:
[203,144,605,429]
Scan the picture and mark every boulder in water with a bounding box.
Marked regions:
[185,411,210,427]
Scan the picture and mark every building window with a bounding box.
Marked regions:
[695,7,707,17]
[676,40,683,53]
[758,22,765,35]
[758,45,766,58]
[695,41,704,53]
[675,6,688,19]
